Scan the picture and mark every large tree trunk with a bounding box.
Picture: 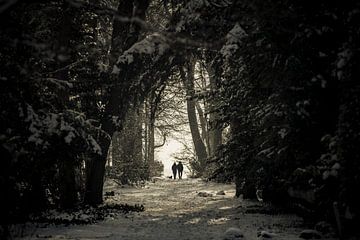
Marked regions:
[143,99,154,178]
[84,0,150,205]
[206,63,222,157]
[59,158,77,208]
[85,152,108,205]
[180,60,208,174]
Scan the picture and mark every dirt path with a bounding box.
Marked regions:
[19,178,309,240]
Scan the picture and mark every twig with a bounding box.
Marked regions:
[45,59,86,75]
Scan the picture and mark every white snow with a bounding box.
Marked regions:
[87,135,102,155]
[278,128,288,139]
[116,34,169,65]
[64,131,76,144]
[111,65,120,74]
[221,23,247,58]
[226,23,247,44]
[15,178,319,240]
[332,163,340,170]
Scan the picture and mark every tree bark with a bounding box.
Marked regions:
[85,152,107,205]
[206,63,222,156]
[180,60,208,174]
[195,102,209,154]
[148,114,155,174]
[84,0,150,205]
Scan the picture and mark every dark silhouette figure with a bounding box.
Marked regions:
[172,163,177,179]
[177,161,183,179]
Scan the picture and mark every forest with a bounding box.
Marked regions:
[1,0,359,239]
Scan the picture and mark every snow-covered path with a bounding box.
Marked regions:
[20,178,309,240]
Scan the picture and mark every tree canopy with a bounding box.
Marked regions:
[1,0,359,238]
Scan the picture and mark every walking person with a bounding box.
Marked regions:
[177,161,183,179]
[172,162,177,179]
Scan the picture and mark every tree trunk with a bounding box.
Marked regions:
[148,113,155,163]
[144,100,149,163]
[195,102,210,154]
[206,63,222,157]
[85,152,108,205]
[145,82,167,176]
[59,158,77,208]
[230,119,244,197]
[84,0,150,204]
[143,99,153,178]
[180,60,208,174]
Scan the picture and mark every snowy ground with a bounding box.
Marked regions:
[14,178,334,240]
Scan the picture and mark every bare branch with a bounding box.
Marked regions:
[154,132,167,149]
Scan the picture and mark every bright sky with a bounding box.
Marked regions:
[155,137,191,178]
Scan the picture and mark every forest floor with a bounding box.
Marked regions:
[12,178,337,240]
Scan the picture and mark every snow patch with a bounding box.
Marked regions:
[116,34,169,66]
[278,128,288,139]
[64,131,76,144]
[221,23,247,58]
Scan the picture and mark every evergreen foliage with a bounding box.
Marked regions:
[1,1,359,237]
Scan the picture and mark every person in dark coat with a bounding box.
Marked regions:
[172,162,177,179]
[177,161,183,179]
